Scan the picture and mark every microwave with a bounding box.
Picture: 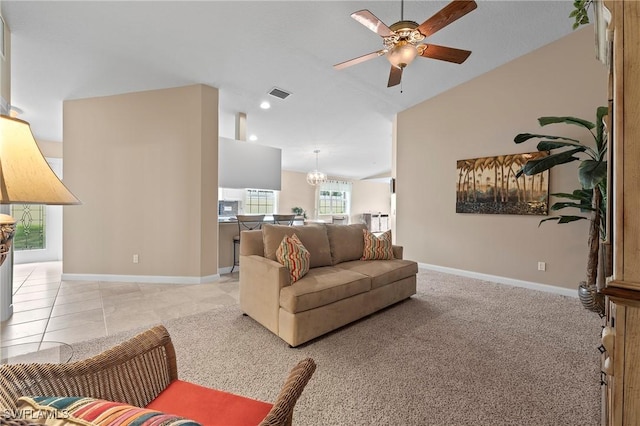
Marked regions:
[218,200,239,217]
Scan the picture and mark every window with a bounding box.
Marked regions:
[245,189,276,214]
[319,191,347,214]
[318,180,352,215]
[11,204,46,251]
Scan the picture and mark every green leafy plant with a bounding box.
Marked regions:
[291,206,307,219]
[570,0,593,29]
[514,106,608,292]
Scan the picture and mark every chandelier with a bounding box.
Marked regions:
[306,150,327,186]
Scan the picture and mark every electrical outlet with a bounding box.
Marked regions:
[538,261,546,271]
[133,254,139,264]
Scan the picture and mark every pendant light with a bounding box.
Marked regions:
[306,150,327,186]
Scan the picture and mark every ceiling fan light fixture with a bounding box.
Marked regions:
[386,41,418,69]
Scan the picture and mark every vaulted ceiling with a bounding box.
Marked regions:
[1,1,576,180]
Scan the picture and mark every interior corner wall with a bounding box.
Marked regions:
[396,26,607,290]
[63,84,219,281]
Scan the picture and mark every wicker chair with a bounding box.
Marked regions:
[0,325,316,426]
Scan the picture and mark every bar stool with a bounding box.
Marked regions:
[231,215,265,273]
[273,214,296,225]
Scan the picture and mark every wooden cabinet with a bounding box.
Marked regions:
[602,297,640,425]
[599,1,640,425]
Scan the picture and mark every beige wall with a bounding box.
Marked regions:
[36,139,63,158]
[63,84,219,280]
[278,170,316,217]
[396,27,607,289]
[351,179,391,225]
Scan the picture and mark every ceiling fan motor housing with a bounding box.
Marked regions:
[384,20,425,49]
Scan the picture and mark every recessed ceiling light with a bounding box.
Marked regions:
[249,134,258,141]
[260,101,271,110]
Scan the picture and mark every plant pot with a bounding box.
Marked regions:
[578,281,605,316]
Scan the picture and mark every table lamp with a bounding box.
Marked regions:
[0,114,80,265]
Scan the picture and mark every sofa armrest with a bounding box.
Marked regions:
[0,326,176,411]
[392,245,404,259]
[239,255,291,334]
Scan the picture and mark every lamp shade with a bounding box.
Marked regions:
[0,115,80,204]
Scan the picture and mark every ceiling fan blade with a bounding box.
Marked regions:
[351,10,394,37]
[420,44,472,64]
[416,0,477,38]
[334,50,385,70]
[387,66,403,87]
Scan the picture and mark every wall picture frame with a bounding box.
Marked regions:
[456,152,549,215]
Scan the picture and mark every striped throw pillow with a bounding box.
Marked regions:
[276,233,310,283]
[16,396,201,426]
[361,229,394,260]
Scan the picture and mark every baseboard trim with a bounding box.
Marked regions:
[218,266,234,275]
[61,273,220,284]
[418,263,578,298]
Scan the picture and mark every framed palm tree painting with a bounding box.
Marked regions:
[456,152,549,215]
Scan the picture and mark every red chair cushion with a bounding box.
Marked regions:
[146,380,273,426]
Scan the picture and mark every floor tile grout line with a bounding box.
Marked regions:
[41,276,64,350]
[11,264,36,296]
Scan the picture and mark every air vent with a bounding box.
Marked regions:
[268,87,292,100]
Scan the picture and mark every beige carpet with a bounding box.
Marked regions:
[72,270,602,426]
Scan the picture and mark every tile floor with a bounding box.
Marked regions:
[1,262,240,349]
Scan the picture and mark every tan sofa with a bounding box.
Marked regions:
[239,223,418,347]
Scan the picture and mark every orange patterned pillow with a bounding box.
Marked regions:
[361,229,394,260]
[276,233,311,283]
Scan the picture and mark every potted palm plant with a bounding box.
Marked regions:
[514,106,608,315]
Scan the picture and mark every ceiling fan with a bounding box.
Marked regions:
[334,0,477,88]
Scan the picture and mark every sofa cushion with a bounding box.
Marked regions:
[326,223,367,265]
[280,267,371,313]
[337,259,419,290]
[146,380,273,426]
[276,234,310,283]
[361,229,394,260]
[263,224,332,268]
[16,396,201,426]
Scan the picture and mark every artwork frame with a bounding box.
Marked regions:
[456,152,549,215]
